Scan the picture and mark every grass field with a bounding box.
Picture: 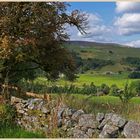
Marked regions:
[34,72,139,88]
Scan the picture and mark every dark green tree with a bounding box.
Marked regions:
[0,2,88,85]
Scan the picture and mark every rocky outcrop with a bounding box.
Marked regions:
[123,121,140,138]
[10,96,140,138]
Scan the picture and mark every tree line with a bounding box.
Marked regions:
[18,80,140,97]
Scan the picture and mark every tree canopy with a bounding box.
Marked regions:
[0,2,88,84]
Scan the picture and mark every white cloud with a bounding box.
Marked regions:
[69,12,114,43]
[116,2,140,13]
[77,13,112,41]
[114,13,140,35]
[78,25,111,37]
[124,40,140,48]
[87,12,101,23]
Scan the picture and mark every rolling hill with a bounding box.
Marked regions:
[64,41,140,72]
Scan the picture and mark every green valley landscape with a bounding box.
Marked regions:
[31,41,140,88]
[1,2,140,138]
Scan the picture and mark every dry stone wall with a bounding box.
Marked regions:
[11,96,140,138]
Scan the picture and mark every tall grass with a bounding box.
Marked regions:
[62,94,140,123]
[0,103,45,138]
[0,126,45,138]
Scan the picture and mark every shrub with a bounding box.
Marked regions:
[0,104,16,127]
[130,81,140,96]
[109,84,120,96]
[108,50,113,54]
[128,72,140,79]
[117,82,137,104]
[81,82,97,95]
[0,104,45,138]
[122,57,140,70]
[98,84,110,95]
[118,71,122,74]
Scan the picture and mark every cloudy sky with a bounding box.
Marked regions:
[67,2,140,48]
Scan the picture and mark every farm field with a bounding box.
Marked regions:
[34,72,139,88]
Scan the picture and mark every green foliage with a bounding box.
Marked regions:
[19,80,98,95]
[0,2,87,84]
[0,104,16,127]
[130,80,140,96]
[81,82,97,95]
[62,94,140,123]
[117,82,137,104]
[0,126,45,138]
[109,84,119,96]
[128,71,140,79]
[122,57,140,70]
[69,51,115,73]
[83,58,114,72]
[0,104,45,138]
[98,83,110,94]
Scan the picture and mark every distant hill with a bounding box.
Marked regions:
[64,41,140,72]
[66,41,128,48]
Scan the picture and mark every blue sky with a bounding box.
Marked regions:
[68,2,116,25]
[67,2,140,48]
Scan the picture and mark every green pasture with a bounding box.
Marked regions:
[34,72,139,88]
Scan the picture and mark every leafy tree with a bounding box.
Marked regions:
[117,82,137,104]
[0,2,88,85]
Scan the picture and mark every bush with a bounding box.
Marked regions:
[109,84,120,96]
[18,80,99,95]
[117,82,137,104]
[122,57,140,70]
[130,81,140,96]
[128,72,140,79]
[98,84,110,95]
[0,104,16,127]
[81,82,97,95]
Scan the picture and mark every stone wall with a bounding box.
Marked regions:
[11,96,140,138]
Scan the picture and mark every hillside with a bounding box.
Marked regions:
[65,41,140,60]
[64,41,140,72]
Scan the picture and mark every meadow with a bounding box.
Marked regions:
[34,72,138,88]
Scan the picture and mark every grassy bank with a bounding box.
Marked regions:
[60,94,140,123]
[0,126,45,138]
[0,103,45,138]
